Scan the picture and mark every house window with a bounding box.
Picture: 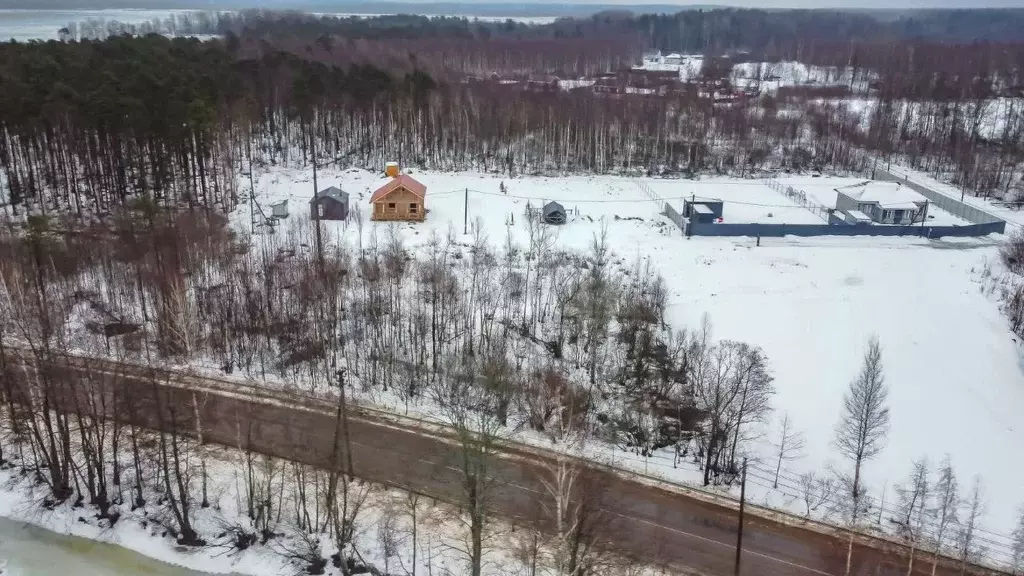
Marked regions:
[882,210,893,222]
[858,203,874,216]
[317,204,325,218]
[409,203,418,214]
[388,202,396,211]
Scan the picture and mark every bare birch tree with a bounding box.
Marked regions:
[834,336,889,576]
[835,335,890,514]
[442,365,503,576]
[773,412,805,489]
[930,456,960,576]
[894,457,930,576]
[1011,505,1024,576]
[957,477,985,575]
[799,471,835,519]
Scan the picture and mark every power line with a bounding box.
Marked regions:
[741,467,1015,563]
[758,460,1017,545]
[745,460,1018,556]
[440,186,936,211]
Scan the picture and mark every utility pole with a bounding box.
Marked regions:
[463,187,469,235]
[311,138,325,270]
[337,368,354,476]
[735,457,747,576]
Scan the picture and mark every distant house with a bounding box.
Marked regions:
[542,201,567,225]
[525,75,560,93]
[834,181,928,225]
[369,172,427,222]
[310,186,349,221]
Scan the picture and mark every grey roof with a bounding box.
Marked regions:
[542,201,565,216]
[311,186,349,204]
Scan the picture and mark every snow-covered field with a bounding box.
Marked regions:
[248,167,1022,547]
[0,9,197,41]
[648,177,828,224]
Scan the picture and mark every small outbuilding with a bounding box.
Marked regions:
[271,199,289,219]
[542,201,567,225]
[682,199,724,223]
[843,209,873,226]
[310,186,350,221]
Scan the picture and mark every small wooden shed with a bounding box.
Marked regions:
[369,174,427,222]
[271,199,289,219]
[542,201,567,225]
[310,186,350,221]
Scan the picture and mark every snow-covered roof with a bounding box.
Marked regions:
[845,209,872,221]
[543,201,565,215]
[692,204,713,214]
[311,186,348,204]
[835,181,926,210]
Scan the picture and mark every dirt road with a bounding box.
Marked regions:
[4,352,1007,576]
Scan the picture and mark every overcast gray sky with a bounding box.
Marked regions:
[375,0,1024,6]
[525,0,1024,6]
[695,0,1022,6]
[4,0,1024,10]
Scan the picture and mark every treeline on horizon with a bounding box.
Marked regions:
[187,8,1024,50]
[184,10,1024,95]
[2,5,1022,218]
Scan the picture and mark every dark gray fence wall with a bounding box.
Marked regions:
[664,203,686,229]
[686,221,1005,238]
[874,168,1004,226]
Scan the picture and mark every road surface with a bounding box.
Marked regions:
[2,351,1008,576]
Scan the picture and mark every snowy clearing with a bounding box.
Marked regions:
[247,167,1023,544]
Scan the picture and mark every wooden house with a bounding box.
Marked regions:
[369,172,427,222]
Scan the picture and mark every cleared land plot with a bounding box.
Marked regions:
[647,178,826,224]
[247,167,1022,539]
[777,175,972,225]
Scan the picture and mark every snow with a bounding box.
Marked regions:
[246,167,1023,548]
[635,56,875,94]
[0,444,568,576]
[0,455,287,576]
[836,98,1024,141]
[845,209,871,222]
[884,164,1024,231]
[0,9,210,42]
[775,175,971,226]
[646,177,827,224]
[836,181,928,210]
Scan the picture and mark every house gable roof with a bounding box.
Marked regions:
[835,181,927,210]
[311,186,349,204]
[543,201,565,215]
[369,175,426,204]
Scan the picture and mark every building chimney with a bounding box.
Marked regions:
[385,162,400,178]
